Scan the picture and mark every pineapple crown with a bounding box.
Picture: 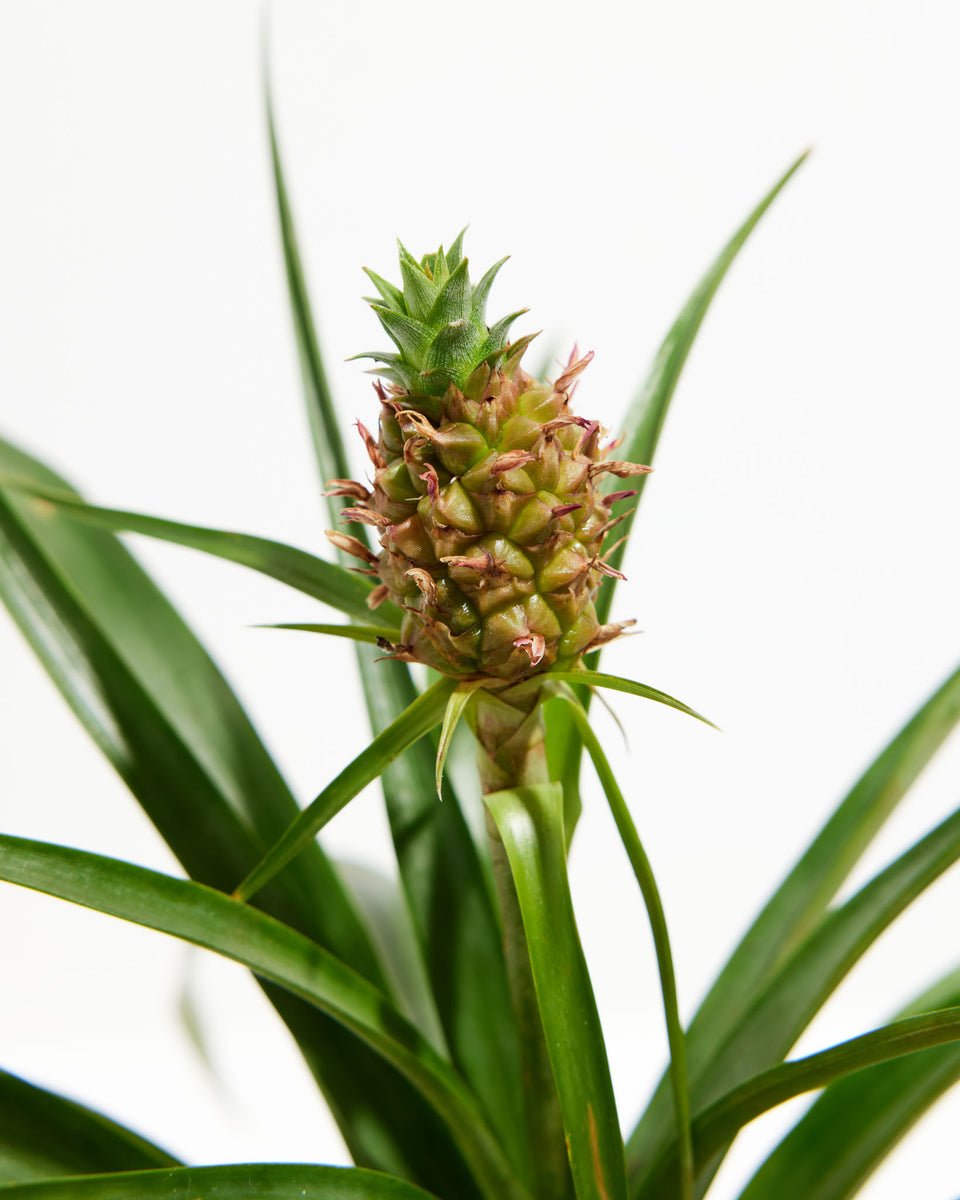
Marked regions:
[355,230,537,399]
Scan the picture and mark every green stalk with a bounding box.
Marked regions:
[468,685,575,1200]
[561,690,693,1200]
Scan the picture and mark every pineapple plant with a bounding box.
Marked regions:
[1,89,959,1200]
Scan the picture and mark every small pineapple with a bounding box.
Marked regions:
[328,234,649,685]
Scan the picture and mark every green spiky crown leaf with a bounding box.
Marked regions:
[355,230,536,400]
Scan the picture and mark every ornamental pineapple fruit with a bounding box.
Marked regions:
[327,234,650,683]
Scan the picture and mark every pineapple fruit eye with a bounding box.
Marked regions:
[336,236,648,680]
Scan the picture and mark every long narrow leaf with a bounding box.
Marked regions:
[558,691,692,1200]
[0,477,391,626]
[0,1069,179,1184]
[268,85,527,1185]
[551,154,809,843]
[627,660,960,1193]
[598,150,810,607]
[0,834,528,1200]
[632,799,960,1198]
[541,669,716,728]
[0,442,477,1195]
[485,783,627,1200]
[0,1162,440,1198]
[235,677,459,901]
[639,1007,960,1198]
[258,622,403,643]
[267,87,353,522]
[737,968,960,1200]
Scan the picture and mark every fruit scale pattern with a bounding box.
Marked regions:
[327,233,651,683]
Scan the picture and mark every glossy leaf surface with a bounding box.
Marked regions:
[0,1070,179,1184]
[0,834,526,1200]
[485,784,627,1200]
[0,1162,439,1199]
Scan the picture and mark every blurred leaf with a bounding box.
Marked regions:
[627,660,960,1194]
[0,833,528,1200]
[640,1006,960,1198]
[485,783,627,1200]
[0,1162,442,1198]
[266,84,528,1181]
[234,676,459,901]
[633,798,960,1198]
[0,477,393,626]
[336,862,447,1053]
[737,968,960,1200]
[0,1069,179,1184]
[0,441,479,1195]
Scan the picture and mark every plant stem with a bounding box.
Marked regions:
[470,686,575,1200]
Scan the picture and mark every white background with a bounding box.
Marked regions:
[1,1,959,1196]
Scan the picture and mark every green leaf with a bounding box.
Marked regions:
[484,784,628,1200]
[471,256,509,326]
[0,476,392,626]
[632,797,960,1198]
[235,677,460,901]
[397,242,440,321]
[540,669,717,728]
[0,441,376,965]
[627,659,960,1195]
[558,691,693,1200]
[436,680,485,798]
[256,622,404,644]
[0,834,528,1200]
[0,442,476,1195]
[0,1162,442,1198]
[639,1007,960,1198]
[553,154,809,847]
[0,1069,179,1184]
[737,968,960,1200]
[597,151,810,613]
